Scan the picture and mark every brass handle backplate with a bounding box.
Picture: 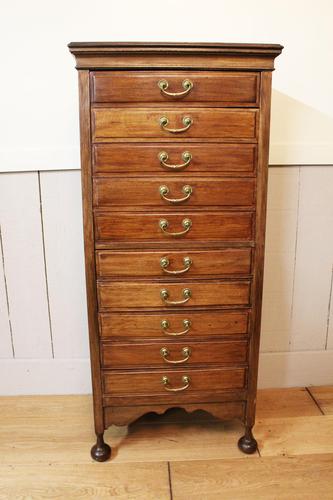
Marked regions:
[159,116,193,134]
[160,256,192,275]
[159,185,193,204]
[158,151,192,170]
[158,79,193,98]
[159,218,192,237]
[161,319,191,336]
[160,346,191,364]
[162,375,190,392]
[160,288,191,305]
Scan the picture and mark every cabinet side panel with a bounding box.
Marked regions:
[246,71,272,426]
[78,70,104,433]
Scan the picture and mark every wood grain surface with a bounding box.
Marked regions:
[92,107,258,140]
[2,387,333,499]
[170,454,333,500]
[97,280,251,309]
[308,386,333,415]
[94,211,254,243]
[91,70,259,105]
[0,463,171,500]
[101,339,248,368]
[96,248,252,278]
[78,71,105,435]
[93,143,257,174]
[93,176,255,208]
[99,310,250,339]
[102,367,246,395]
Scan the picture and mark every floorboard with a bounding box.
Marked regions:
[170,454,333,500]
[256,387,322,418]
[308,385,333,414]
[255,414,333,457]
[0,387,332,498]
[0,462,170,500]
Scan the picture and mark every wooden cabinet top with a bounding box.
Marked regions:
[68,41,283,70]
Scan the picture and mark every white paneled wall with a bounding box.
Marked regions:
[0,232,13,358]
[0,173,51,358]
[0,167,332,394]
[290,167,333,351]
[40,171,89,359]
[261,167,299,352]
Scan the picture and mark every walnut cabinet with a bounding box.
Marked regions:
[68,42,283,461]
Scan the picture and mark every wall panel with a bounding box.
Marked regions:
[0,231,13,358]
[260,168,300,352]
[40,171,89,358]
[0,173,52,358]
[290,167,333,350]
[327,280,333,350]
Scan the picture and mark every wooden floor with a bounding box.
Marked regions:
[0,387,333,499]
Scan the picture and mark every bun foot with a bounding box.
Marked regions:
[238,427,257,454]
[91,433,111,462]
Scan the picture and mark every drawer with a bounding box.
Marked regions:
[103,367,246,396]
[94,211,254,243]
[99,310,250,339]
[96,249,252,278]
[92,108,258,140]
[91,71,259,105]
[101,340,247,368]
[93,177,255,208]
[93,143,256,175]
[97,280,251,309]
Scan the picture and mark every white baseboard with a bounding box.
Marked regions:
[0,359,91,395]
[0,351,332,395]
[258,350,333,388]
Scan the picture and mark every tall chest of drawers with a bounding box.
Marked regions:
[68,42,283,461]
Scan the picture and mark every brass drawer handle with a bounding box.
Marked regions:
[160,256,192,275]
[160,288,191,305]
[159,185,193,204]
[158,78,193,98]
[159,218,192,237]
[159,116,193,134]
[161,319,191,336]
[162,375,190,392]
[160,346,191,364]
[158,151,192,170]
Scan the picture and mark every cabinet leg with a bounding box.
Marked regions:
[91,433,111,462]
[238,425,257,454]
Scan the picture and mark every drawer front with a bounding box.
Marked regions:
[95,211,254,243]
[91,71,259,105]
[99,310,250,339]
[101,340,247,368]
[92,108,258,140]
[103,367,246,395]
[93,177,255,208]
[99,310,249,340]
[97,281,251,309]
[96,249,252,278]
[93,143,256,175]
